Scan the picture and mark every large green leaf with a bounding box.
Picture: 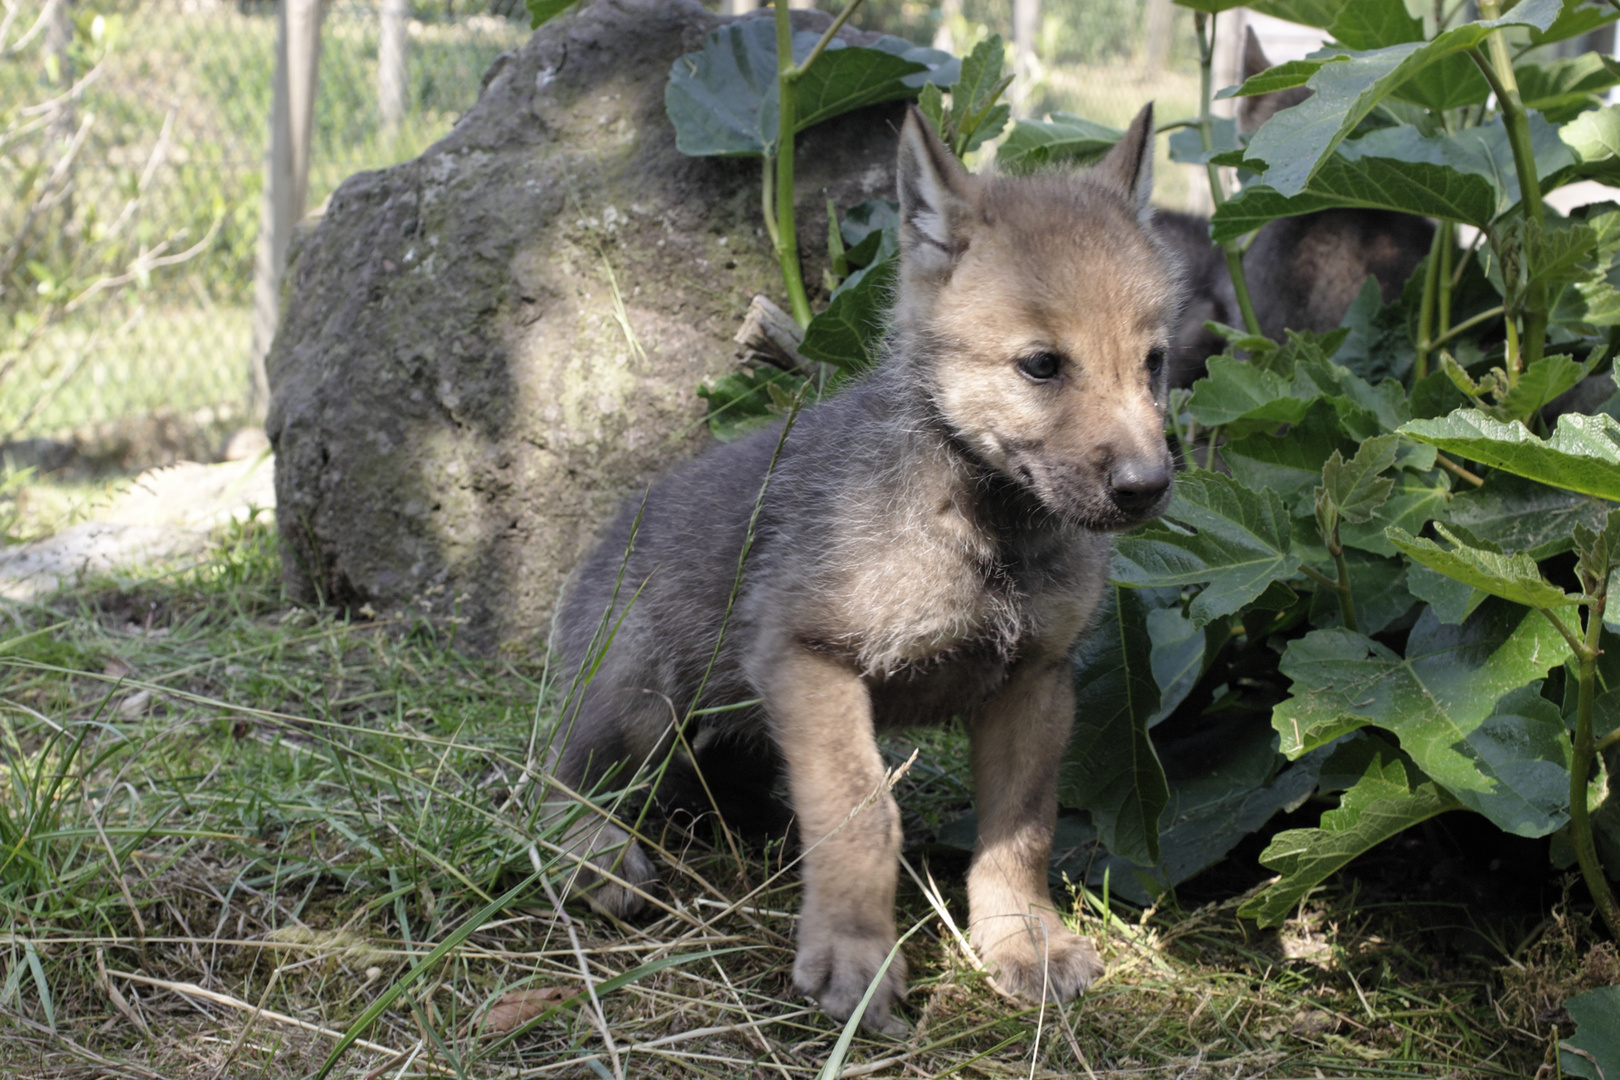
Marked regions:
[1185,357,1312,431]
[996,112,1123,172]
[1113,471,1301,627]
[1272,601,1575,793]
[1225,402,1358,515]
[1146,604,1207,727]
[1339,115,1574,217]
[799,255,894,373]
[1239,0,1564,197]
[1529,0,1619,47]
[1405,561,1488,624]
[1399,409,1620,501]
[1068,724,1327,906]
[1061,586,1169,865]
[1452,685,1573,838]
[1239,748,1457,927]
[1328,0,1420,50]
[1448,471,1611,559]
[1339,473,1452,558]
[1519,53,1620,122]
[665,22,951,158]
[1211,154,1499,244]
[1562,985,1620,1079]
[1562,103,1620,168]
[1387,524,1581,610]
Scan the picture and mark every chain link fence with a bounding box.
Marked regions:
[2,0,1219,470]
[0,0,526,464]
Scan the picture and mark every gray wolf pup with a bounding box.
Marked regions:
[549,104,1180,1033]
[1157,28,1433,386]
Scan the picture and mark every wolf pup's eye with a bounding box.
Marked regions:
[1018,352,1062,382]
[1146,347,1166,375]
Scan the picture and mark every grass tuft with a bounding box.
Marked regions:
[0,522,1596,1077]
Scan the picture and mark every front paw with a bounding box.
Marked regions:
[794,925,909,1035]
[562,822,656,918]
[974,916,1103,1002]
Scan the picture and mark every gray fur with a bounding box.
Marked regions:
[548,105,1178,1032]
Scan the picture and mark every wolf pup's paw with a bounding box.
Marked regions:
[975,919,1104,1002]
[794,927,909,1036]
[564,823,656,918]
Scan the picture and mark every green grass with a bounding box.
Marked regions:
[0,523,1596,1077]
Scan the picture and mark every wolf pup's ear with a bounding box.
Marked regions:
[897,105,976,282]
[1242,25,1269,80]
[1091,102,1155,224]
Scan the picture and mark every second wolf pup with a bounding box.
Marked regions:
[551,105,1181,1033]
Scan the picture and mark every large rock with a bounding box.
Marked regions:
[267,0,901,650]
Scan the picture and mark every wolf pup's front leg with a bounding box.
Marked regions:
[967,650,1104,1001]
[757,641,908,1035]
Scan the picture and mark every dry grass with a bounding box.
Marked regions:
[0,518,1601,1079]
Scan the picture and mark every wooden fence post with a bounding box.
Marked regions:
[379,0,408,135]
[250,0,323,421]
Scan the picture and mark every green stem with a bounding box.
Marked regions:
[1569,600,1620,940]
[1437,220,1454,339]
[1195,12,1262,338]
[761,157,780,251]
[1468,35,1548,370]
[774,0,811,328]
[1332,544,1358,634]
[1415,225,1444,382]
[1298,563,1341,590]
[1429,304,1504,353]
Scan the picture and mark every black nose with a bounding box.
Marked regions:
[1109,459,1171,511]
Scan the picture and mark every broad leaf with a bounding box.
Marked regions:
[1061,586,1169,865]
[1226,401,1358,514]
[1168,118,1240,166]
[1147,604,1206,727]
[1212,154,1499,244]
[1240,0,1564,198]
[1339,474,1452,558]
[1518,53,1620,122]
[1339,115,1574,218]
[1070,724,1327,906]
[1529,0,1619,47]
[997,113,1123,172]
[1406,563,1488,624]
[799,256,894,372]
[697,367,802,442]
[1328,0,1420,50]
[1399,409,1620,502]
[1448,470,1612,559]
[1239,749,1456,927]
[1272,601,1575,793]
[1113,471,1301,627]
[666,22,951,158]
[1320,433,1400,526]
[1560,985,1620,1080]
[1452,685,1574,838]
[1185,357,1312,431]
[1562,103,1620,167]
[1387,524,1581,610]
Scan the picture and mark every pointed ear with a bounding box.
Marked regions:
[897,105,976,282]
[1242,26,1270,80]
[1091,103,1154,223]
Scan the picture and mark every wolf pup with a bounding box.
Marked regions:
[550,104,1180,1033]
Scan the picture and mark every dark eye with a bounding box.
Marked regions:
[1018,351,1062,382]
[1146,347,1166,375]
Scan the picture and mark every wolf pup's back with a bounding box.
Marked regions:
[551,104,1182,1033]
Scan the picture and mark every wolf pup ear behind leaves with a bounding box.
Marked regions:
[549,102,1180,1034]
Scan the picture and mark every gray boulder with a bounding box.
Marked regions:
[267,0,902,650]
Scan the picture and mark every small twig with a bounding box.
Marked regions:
[0,0,65,56]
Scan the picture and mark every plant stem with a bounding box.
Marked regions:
[1415,227,1444,381]
[774,0,811,327]
[1468,31,1548,370]
[1429,304,1505,353]
[1437,220,1454,338]
[1569,600,1620,939]
[1332,544,1358,633]
[1434,452,1486,487]
[1194,12,1262,338]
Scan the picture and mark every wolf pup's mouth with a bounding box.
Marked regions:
[1014,453,1174,532]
